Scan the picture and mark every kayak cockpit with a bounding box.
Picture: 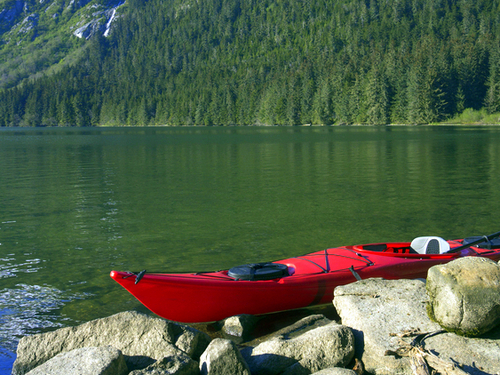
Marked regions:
[352,242,416,254]
[350,241,457,257]
[352,236,500,257]
[356,237,451,255]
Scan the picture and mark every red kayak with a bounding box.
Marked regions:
[110,233,500,323]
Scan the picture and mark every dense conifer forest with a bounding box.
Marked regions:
[1,0,500,126]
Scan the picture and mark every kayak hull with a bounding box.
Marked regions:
[110,240,500,323]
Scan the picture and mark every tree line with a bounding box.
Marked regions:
[1,0,500,126]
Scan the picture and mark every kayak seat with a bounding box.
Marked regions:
[410,236,450,255]
[228,262,289,281]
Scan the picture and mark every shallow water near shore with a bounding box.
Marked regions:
[1,125,499,373]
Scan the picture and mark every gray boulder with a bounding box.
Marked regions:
[266,314,333,341]
[129,345,199,375]
[26,346,127,375]
[334,277,500,375]
[311,369,357,375]
[221,314,259,341]
[13,311,211,375]
[333,278,442,375]
[245,314,332,348]
[199,338,250,375]
[242,321,354,375]
[422,330,500,375]
[426,257,500,336]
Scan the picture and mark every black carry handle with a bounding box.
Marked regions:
[448,230,500,253]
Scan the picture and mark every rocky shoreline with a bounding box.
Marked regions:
[12,257,500,375]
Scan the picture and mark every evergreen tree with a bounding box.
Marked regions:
[485,44,500,113]
[365,66,389,125]
[312,78,333,125]
[57,94,74,127]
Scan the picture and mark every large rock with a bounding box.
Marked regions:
[242,321,354,375]
[221,314,259,342]
[13,311,211,375]
[422,330,500,375]
[426,257,500,336]
[334,278,500,375]
[26,346,127,375]
[245,314,332,348]
[311,369,357,375]
[129,345,199,375]
[199,338,250,375]
[333,278,442,375]
[266,314,332,341]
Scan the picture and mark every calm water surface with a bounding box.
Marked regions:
[1,125,499,371]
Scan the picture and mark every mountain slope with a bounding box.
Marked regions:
[1,0,500,126]
[0,0,125,89]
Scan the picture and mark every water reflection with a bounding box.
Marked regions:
[0,284,91,351]
[0,257,42,279]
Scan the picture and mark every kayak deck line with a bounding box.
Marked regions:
[292,247,374,274]
[110,233,500,323]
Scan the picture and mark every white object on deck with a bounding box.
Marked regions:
[410,236,450,254]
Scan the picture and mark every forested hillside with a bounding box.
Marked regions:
[0,0,124,90]
[1,0,500,126]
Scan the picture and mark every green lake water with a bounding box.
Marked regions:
[1,125,499,372]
